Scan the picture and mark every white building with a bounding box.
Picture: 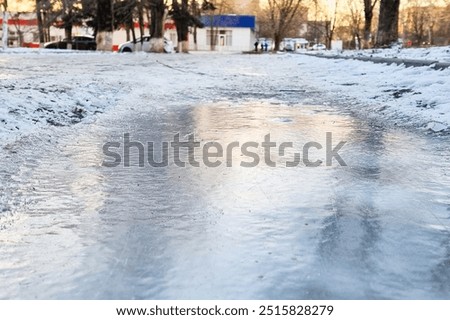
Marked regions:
[183,15,257,52]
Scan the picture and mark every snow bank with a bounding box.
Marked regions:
[291,54,450,132]
[0,50,127,146]
[311,45,450,63]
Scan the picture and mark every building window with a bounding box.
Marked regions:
[206,29,232,46]
[223,30,232,46]
[206,29,215,46]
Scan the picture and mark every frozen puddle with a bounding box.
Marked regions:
[0,101,449,299]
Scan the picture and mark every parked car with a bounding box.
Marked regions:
[44,36,96,50]
[310,43,327,51]
[282,39,295,52]
[119,36,174,53]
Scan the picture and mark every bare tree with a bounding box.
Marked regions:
[258,3,306,40]
[376,0,400,47]
[171,0,190,52]
[10,12,26,47]
[432,1,450,45]
[149,0,167,52]
[60,0,79,50]
[266,0,304,51]
[363,0,378,48]
[408,2,429,45]
[345,0,363,49]
[403,0,440,46]
[171,0,203,52]
[137,0,145,40]
[97,0,114,51]
[35,0,46,46]
[36,0,71,43]
[324,0,339,49]
[190,0,201,50]
[308,0,326,45]
[114,0,137,42]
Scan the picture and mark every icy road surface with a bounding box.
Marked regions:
[0,52,449,299]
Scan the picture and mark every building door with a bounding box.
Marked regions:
[219,34,226,46]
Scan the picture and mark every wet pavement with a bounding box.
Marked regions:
[1,98,449,299]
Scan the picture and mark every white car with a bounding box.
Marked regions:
[119,36,174,53]
[281,39,295,52]
[311,43,327,51]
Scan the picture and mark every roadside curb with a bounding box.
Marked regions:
[303,53,450,70]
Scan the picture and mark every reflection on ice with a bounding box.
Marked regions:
[0,101,449,299]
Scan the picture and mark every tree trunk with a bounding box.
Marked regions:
[149,0,165,52]
[137,0,145,41]
[376,0,400,47]
[45,24,51,43]
[125,2,136,43]
[267,0,303,52]
[65,23,73,50]
[274,33,281,52]
[209,14,215,51]
[355,33,361,50]
[363,18,372,49]
[172,0,190,53]
[64,11,73,50]
[36,0,45,47]
[363,3,372,48]
[193,26,197,50]
[428,23,434,45]
[191,0,199,50]
[131,23,136,44]
[145,7,151,34]
[97,0,114,51]
[62,1,73,50]
[327,30,333,49]
[97,31,113,51]
[18,31,24,47]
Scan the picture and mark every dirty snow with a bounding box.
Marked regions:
[295,53,450,132]
[318,45,450,63]
[1,47,449,149]
[0,50,128,146]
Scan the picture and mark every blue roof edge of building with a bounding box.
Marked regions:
[200,15,256,29]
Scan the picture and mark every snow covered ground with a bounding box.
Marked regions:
[0,49,128,147]
[314,45,450,63]
[1,48,450,299]
[0,47,449,150]
[298,51,450,133]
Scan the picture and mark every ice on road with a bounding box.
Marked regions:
[0,52,449,299]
